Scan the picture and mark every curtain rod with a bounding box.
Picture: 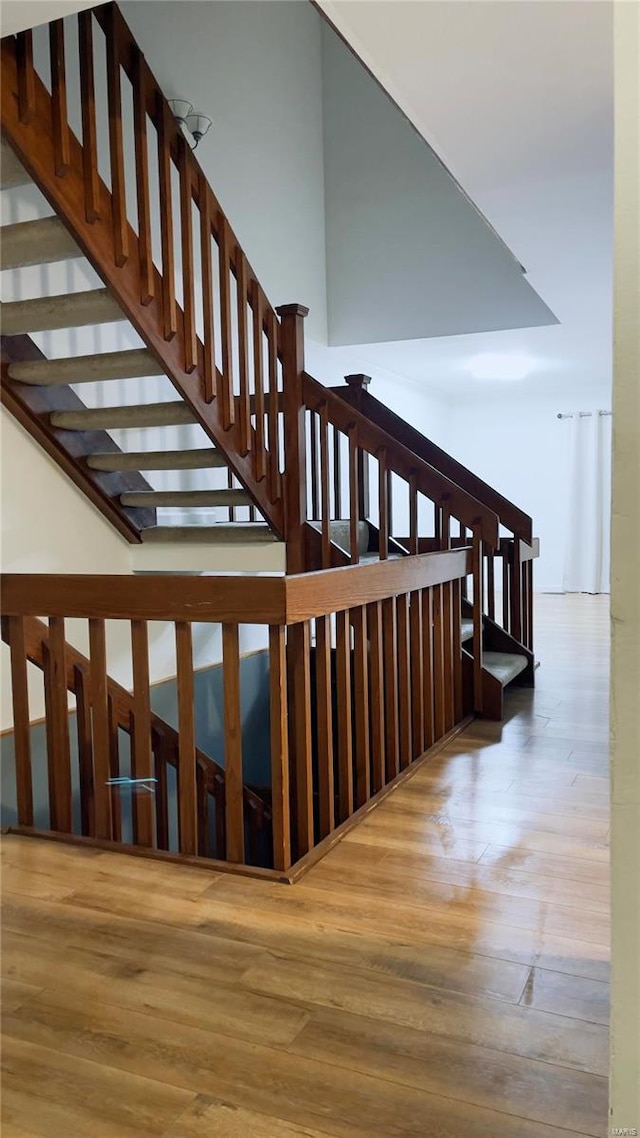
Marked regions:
[557,410,612,419]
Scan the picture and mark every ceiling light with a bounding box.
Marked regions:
[466,353,535,381]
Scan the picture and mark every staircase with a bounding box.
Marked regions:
[1,3,537,733]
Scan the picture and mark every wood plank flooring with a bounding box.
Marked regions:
[1,594,610,1137]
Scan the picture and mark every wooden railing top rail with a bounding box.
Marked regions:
[337,384,533,543]
[0,613,268,818]
[303,374,499,547]
[0,550,470,625]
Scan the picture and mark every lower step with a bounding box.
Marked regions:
[9,348,159,386]
[1,289,123,335]
[51,401,195,430]
[141,525,277,544]
[483,651,528,686]
[87,448,226,472]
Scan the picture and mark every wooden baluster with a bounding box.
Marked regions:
[526,560,534,653]
[132,46,153,305]
[333,426,342,520]
[78,12,99,223]
[178,138,197,373]
[196,763,209,858]
[152,726,169,852]
[176,621,198,855]
[277,304,309,574]
[486,549,496,621]
[199,176,215,401]
[367,601,386,793]
[335,609,354,821]
[319,402,331,568]
[396,594,412,769]
[49,21,71,177]
[251,282,266,481]
[266,309,281,501]
[107,693,122,842]
[452,578,464,724]
[7,616,34,828]
[73,664,94,837]
[314,614,335,838]
[352,607,370,807]
[472,524,484,712]
[382,599,399,780]
[409,591,424,760]
[310,411,319,520]
[423,588,435,748]
[442,578,455,732]
[386,468,394,539]
[348,425,359,564]
[432,585,446,739]
[227,468,236,523]
[268,625,291,871]
[378,449,389,560]
[44,619,72,833]
[434,503,442,546]
[218,215,235,430]
[16,30,36,125]
[105,8,128,266]
[502,543,511,633]
[130,620,154,847]
[288,622,314,856]
[409,476,419,555]
[157,100,177,340]
[223,623,244,863]
[511,538,523,643]
[88,619,113,840]
[236,253,251,456]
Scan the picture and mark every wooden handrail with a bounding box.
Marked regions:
[336,382,533,544]
[303,374,499,548]
[0,550,470,625]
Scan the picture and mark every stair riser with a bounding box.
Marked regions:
[141,526,277,545]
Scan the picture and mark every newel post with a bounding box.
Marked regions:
[345,374,372,520]
[277,303,310,574]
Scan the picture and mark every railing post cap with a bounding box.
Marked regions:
[275,303,310,319]
[345,373,372,389]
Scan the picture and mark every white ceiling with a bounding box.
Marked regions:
[318,0,613,401]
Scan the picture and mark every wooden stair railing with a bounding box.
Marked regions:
[1,6,286,538]
[1,553,473,878]
[1,612,272,866]
[335,375,537,652]
[300,372,500,711]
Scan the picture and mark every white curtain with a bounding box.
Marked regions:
[563,411,612,594]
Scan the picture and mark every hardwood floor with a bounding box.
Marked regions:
[1,594,610,1138]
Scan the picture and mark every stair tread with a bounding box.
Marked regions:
[51,401,196,430]
[1,288,123,335]
[1,216,81,270]
[87,448,225,472]
[461,618,474,643]
[483,651,529,686]
[121,489,252,508]
[141,524,277,544]
[9,348,159,386]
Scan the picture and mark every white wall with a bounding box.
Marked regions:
[444,389,611,593]
[610,0,640,1125]
[122,0,328,345]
